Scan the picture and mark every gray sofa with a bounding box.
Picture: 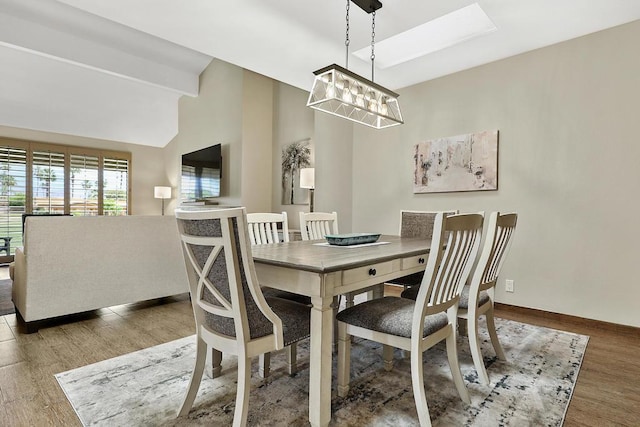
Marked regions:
[12,215,189,332]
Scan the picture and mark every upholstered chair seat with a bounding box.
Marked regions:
[458,286,490,309]
[336,297,448,338]
[263,297,311,345]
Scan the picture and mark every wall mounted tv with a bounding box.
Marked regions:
[181,144,222,200]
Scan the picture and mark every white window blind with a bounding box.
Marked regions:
[0,146,27,254]
[70,154,99,216]
[32,150,65,213]
[103,157,129,216]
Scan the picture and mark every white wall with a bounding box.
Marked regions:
[314,113,354,233]
[351,20,640,327]
[241,71,273,213]
[0,125,166,215]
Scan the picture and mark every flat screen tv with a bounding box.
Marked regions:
[181,144,222,200]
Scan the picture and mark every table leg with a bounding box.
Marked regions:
[308,295,333,427]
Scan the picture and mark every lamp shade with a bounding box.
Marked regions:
[154,186,171,199]
[299,168,315,189]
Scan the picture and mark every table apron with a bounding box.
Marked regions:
[255,260,427,298]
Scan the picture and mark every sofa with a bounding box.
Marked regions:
[13,215,189,332]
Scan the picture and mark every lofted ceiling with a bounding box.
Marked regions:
[1,0,640,147]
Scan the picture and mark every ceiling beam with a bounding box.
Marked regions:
[0,0,211,97]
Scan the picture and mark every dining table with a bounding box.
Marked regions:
[251,234,431,427]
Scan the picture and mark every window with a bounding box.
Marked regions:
[0,145,27,253]
[103,157,129,216]
[0,138,131,257]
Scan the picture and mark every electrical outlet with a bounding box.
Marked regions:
[505,279,514,293]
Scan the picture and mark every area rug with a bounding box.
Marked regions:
[56,318,588,426]
[0,278,14,316]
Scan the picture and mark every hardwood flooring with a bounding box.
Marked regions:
[0,282,638,426]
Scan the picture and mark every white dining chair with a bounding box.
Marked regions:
[457,211,518,385]
[247,212,290,245]
[175,207,311,426]
[298,211,338,240]
[336,213,484,427]
[246,211,310,378]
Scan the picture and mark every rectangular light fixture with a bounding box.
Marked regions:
[353,3,497,69]
[307,63,403,129]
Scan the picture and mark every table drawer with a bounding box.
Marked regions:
[401,253,428,270]
[343,261,394,285]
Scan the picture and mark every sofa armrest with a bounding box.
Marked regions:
[12,247,27,318]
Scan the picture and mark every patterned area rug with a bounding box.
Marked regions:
[0,278,14,316]
[56,318,588,426]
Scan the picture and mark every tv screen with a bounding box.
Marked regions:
[181,144,222,200]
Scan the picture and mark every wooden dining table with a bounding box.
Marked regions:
[251,235,431,427]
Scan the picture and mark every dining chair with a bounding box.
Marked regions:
[457,211,518,385]
[336,213,484,427]
[387,210,458,291]
[298,211,338,240]
[175,207,311,426]
[247,212,290,245]
[246,211,311,378]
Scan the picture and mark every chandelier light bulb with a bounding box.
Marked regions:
[342,80,353,103]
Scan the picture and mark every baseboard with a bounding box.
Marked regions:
[494,302,640,335]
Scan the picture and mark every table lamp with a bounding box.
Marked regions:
[299,168,315,212]
[154,186,171,215]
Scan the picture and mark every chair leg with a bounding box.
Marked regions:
[337,322,351,397]
[259,352,271,378]
[445,326,471,404]
[177,336,208,417]
[468,314,490,385]
[233,355,252,427]
[287,344,298,375]
[486,308,506,361]
[410,345,432,427]
[382,345,394,371]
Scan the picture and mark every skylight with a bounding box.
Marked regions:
[353,3,497,69]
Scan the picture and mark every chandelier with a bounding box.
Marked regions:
[307,0,403,129]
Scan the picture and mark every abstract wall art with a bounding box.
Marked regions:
[413,130,498,194]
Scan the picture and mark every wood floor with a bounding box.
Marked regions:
[0,280,638,426]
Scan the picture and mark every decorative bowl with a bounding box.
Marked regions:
[325,233,381,246]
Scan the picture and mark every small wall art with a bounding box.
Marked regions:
[281,138,312,205]
[413,130,498,194]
